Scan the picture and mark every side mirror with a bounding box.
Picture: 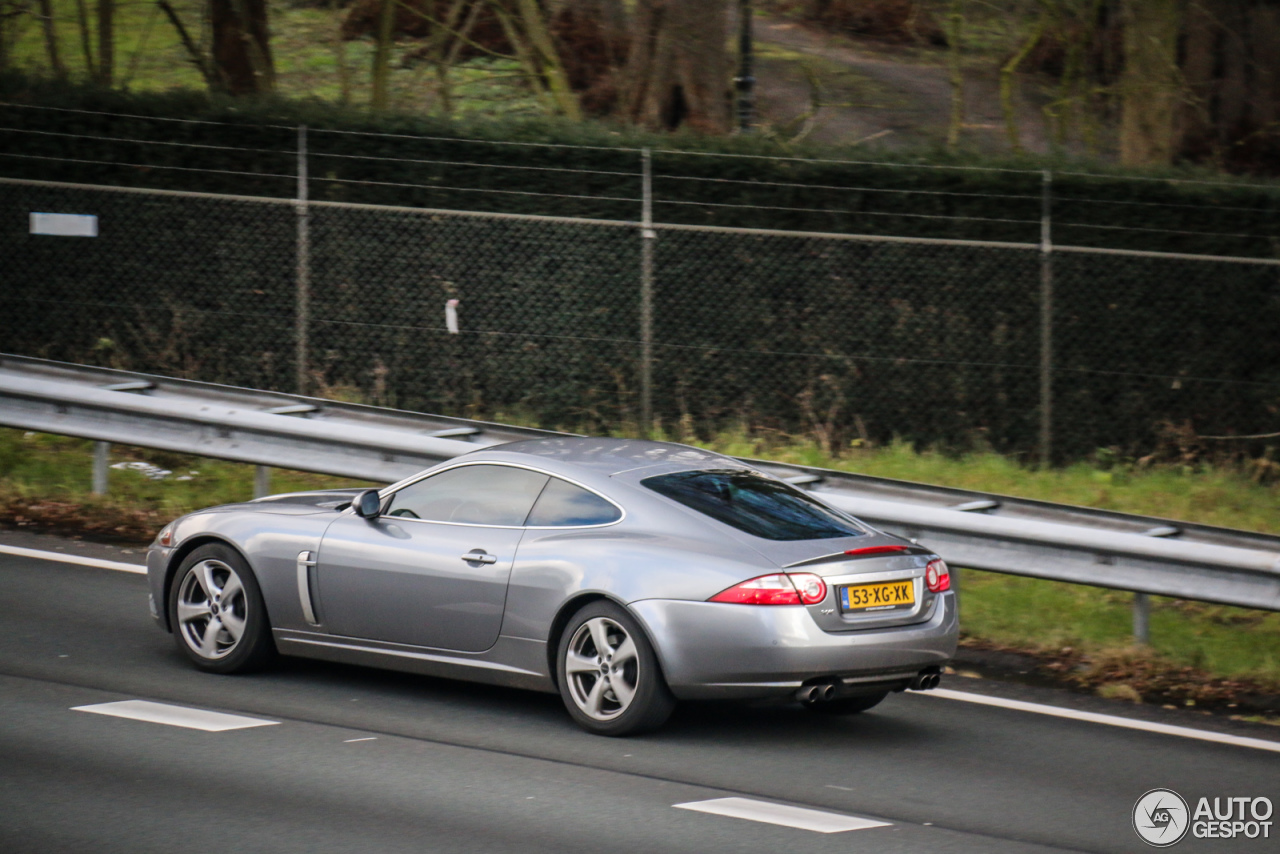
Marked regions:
[352,489,382,519]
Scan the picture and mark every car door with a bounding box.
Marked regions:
[314,463,549,652]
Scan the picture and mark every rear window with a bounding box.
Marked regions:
[641,469,866,541]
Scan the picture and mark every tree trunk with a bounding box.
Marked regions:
[97,0,113,85]
[514,0,581,119]
[332,0,352,104]
[210,0,275,95]
[1000,8,1043,154]
[1177,0,1216,158]
[618,0,730,133]
[1252,4,1280,132]
[1118,0,1181,166]
[944,0,964,147]
[36,0,66,79]
[74,0,96,76]
[370,0,396,110]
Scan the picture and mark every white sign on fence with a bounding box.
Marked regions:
[29,212,98,237]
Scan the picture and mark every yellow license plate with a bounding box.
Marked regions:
[840,580,915,612]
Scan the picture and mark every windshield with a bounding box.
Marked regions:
[642,469,867,541]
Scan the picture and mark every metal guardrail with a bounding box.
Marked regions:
[1,354,1278,617]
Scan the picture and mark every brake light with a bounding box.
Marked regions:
[845,545,910,557]
[709,572,828,605]
[710,574,798,605]
[925,559,950,593]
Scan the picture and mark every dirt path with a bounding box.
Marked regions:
[753,16,1051,153]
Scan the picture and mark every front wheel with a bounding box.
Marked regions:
[168,543,275,674]
[556,601,675,736]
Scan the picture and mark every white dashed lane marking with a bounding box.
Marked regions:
[72,700,279,732]
[673,797,891,833]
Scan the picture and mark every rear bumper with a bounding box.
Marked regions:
[630,592,958,700]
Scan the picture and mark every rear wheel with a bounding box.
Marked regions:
[168,543,275,674]
[802,691,889,716]
[556,601,675,736]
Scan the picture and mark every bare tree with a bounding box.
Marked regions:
[1118,0,1180,165]
[35,0,65,79]
[371,0,396,109]
[490,0,582,119]
[73,0,95,75]
[210,0,275,95]
[617,0,731,132]
[1177,0,1280,171]
[158,0,218,88]
[98,0,113,84]
[943,0,964,146]
[0,1,32,72]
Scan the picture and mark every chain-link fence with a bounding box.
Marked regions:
[3,171,1279,461]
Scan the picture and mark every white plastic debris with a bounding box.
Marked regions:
[110,461,173,480]
[445,299,460,334]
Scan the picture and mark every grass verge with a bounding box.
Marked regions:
[2,426,1277,715]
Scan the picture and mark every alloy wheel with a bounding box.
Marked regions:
[563,616,640,721]
[175,559,248,660]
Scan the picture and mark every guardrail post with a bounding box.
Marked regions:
[639,147,655,439]
[295,125,311,396]
[91,441,109,495]
[1133,592,1151,644]
[1038,169,1054,468]
[254,465,271,499]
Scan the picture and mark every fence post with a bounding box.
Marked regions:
[640,147,655,438]
[296,125,311,396]
[91,441,109,495]
[1038,169,1054,467]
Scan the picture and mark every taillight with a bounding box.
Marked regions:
[156,523,174,547]
[709,573,828,606]
[788,572,828,605]
[925,559,950,593]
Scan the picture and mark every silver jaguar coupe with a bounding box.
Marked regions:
[147,438,958,735]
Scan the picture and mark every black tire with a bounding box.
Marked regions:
[803,690,889,716]
[556,600,675,736]
[168,543,275,674]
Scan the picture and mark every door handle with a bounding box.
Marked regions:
[460,551,497,564]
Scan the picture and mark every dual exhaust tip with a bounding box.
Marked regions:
[909,669,942,691]
[798,683,838,703]
[797,668,941,703]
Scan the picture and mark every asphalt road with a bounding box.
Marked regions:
[2,534,1277,853]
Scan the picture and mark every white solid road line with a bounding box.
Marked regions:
[925,687,1280,753]
[0,543,146,574]
[673,797,891,833]
[72,700,279,732]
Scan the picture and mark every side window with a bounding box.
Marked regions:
[386,465,549,526]
[525,477,621,527]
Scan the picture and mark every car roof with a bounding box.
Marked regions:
[473,437,747,479]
